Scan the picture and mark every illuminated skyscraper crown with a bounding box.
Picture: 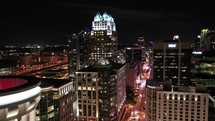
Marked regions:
[92,12,116,32]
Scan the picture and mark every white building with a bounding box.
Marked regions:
[146,81,209,121]
[0,76,41,121]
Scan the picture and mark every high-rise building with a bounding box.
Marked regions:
[75,57,126,121]
[146,80,209,121]
[145,81,163,121]
[0,76,41,121]
[193,35,201,50]
[153,35,192,86]
[66,29,92,118]
[66,12,119,120]
[190,51,215,120]
[125,46,145,63]
[36,79,73,121]
[89,12,118,64]
[66,33,80,78]
[200,29,215,52]
[66,29,92,76]
[190,51,215,86]
[79,29,92,69]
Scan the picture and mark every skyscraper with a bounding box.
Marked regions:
[67,12,118,71]
[66,29,92,118]
[79,29,92,69]
[193,35,201,50]
[66,33,80,78]
[89,12,118,64]
[67,12,118,119]
[75,57,126,121]
[153,35,192,86]
[67,29,92,75]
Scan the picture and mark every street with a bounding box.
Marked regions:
[121,60,151,121]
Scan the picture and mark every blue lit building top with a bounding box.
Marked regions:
[92,12,116,32]
[94,12,114,22]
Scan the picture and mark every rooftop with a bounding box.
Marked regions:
[77,62,124,73]
[0,76,40,96]
[146,80,208,93]
[40,78,72,88]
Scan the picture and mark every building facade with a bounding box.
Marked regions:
[125,46,145,63]
[156,90,208,121]
[153,36,192,86]
[146,81,163,121]
[190,51,215,112]
[66,33,80,78]
[66,29,91,78]
[75,58,126,121]
[66,29,92,117]
[146,81,209,121]
[36,79,73,121]
[89,12,118,64]
[190,51,215,87]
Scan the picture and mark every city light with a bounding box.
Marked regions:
[168,44,177,48]
[0,3,214,120]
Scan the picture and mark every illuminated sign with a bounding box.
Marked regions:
[168,44,177,48]
[192,51,202,54]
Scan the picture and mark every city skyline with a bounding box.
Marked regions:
[1,1,214,45]
[0,2,215,119]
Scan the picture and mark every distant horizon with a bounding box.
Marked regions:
[1,1,214,45]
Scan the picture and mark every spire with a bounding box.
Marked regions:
[94,12,103,21]
[102,12,109,20]
[109,15,114,22]
[93,12,114,22]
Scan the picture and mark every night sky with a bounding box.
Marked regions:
[1,1,214,45]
